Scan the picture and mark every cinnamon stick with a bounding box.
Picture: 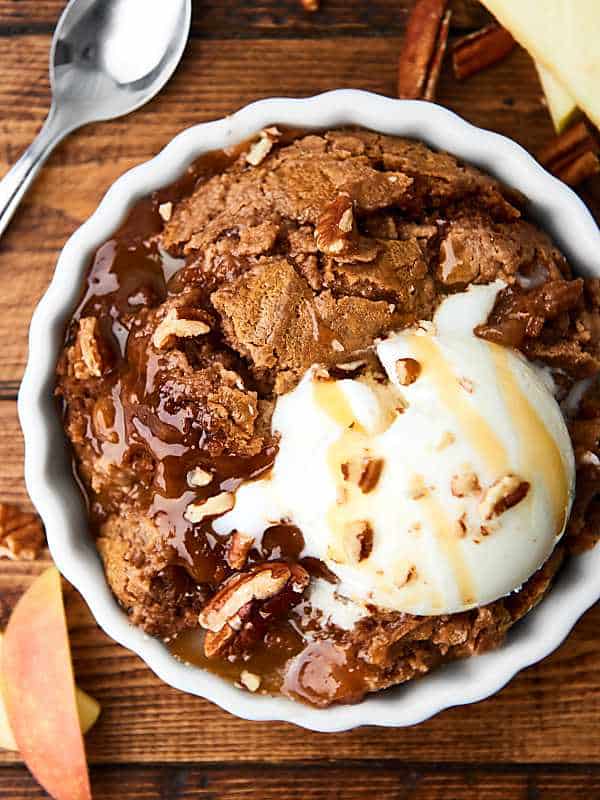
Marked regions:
[452,24,515,80]
[398,0,450,100]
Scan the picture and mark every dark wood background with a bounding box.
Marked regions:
[1,1,600,798]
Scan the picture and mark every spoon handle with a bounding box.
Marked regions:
[0,108,73,240]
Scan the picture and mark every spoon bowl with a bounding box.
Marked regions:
[0,0,191,239]
[51,0,191,124]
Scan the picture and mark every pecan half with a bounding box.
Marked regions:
[199,562,309,659]
[199,562,306,633]
[397,0,451,101]
[479,475,530,520]
[452,24,515,81]
[315,194,356,255]
[0,502,45,561]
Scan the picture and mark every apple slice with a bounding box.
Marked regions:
[536,62,580,134]
[0,632,101,752]
[0,634,16,751]
[75,687,101,736]
[480,0,600,128]
[2,567,92,800]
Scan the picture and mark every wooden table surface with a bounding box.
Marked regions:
[1,2,600,798]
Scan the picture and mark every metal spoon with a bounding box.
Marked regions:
[0,0,191,239]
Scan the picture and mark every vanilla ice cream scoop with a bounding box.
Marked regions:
[215,283,575,616]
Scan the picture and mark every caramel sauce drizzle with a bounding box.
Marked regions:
[313,379,362,431]
[406,334,508,475]
[313,379,370,564]
[490,344,570,535]
[419,493,476,608]
[312,375,472,609]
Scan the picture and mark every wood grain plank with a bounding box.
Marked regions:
[0,403,29,508]
[1,5,600,778]
[3,761,600,800]
[0,0,492,37]
[0,555,599,765]
[2,34,592,385]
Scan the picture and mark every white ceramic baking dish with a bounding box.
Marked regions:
[18,90,600,732]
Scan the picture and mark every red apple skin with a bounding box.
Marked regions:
[3,567,92,800]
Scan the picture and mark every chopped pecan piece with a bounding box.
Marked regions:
[408,473,430,500]
[66,316,106,380]
[239,670,261,692]
[78,317,103,377]
[395,357,421,386]
[454,514,468,538]
[396,564,419,587]
[184,492,234,524]
[342,520,374,563]
[358,458,384,493]
[152,308,210,350]
[187,466,213,488]
[315,194,355,255]
[226,531,255,570]
[451,472,481,498]
[246,127,282,166]
[479,475,530,520]
[0,502,45,561]
[341,456,384,494]
[158,201,173,222]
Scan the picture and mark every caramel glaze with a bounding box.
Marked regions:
[60,139,369,705]
[68,145,279,584]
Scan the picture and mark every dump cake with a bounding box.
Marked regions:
[56,128,600,706]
